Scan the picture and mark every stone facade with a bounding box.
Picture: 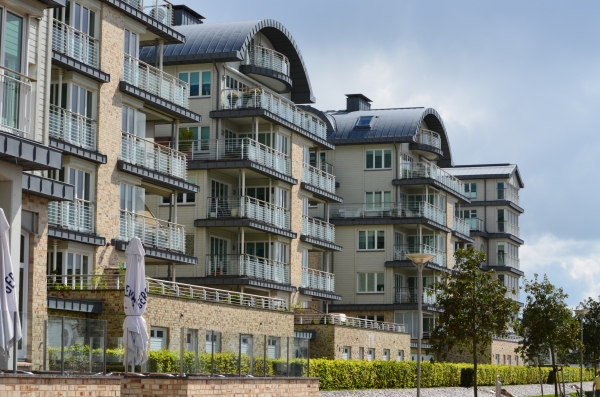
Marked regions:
[0,376,121,397]
[439,340,523,365]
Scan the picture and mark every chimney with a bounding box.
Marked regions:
[173,5,205,26]
[346,94,372,112]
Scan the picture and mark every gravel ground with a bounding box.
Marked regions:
[321,381,594,397]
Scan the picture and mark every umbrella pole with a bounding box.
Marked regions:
[124,334,128,376]
[12,311,17,374]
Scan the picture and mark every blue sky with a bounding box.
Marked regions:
[187,0,600,306]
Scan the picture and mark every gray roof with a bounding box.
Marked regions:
[324,107,454,167]
[139,20,315,103]
[446,164,524,187]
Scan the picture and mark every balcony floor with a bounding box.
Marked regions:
[49,137,107,164]
[329,215,451,233]
[49,226,106,246]
[329,302,438,312]
[298,287,342,301]
[175,276,296,292]
[392,177,470,203]
[117,159,199,193]
[188,158,297,185]
[52,51,110,83]
[194,218,297,239]
[113,239,197,265]
[300,235,342,251]
[300,182,343,203]
[384,260,452,274]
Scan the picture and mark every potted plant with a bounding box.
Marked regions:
[227,91,240,108]
[178,127,195,151]
[242,88,261,108]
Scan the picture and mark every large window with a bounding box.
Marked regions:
[365,149,391,169]
[179,71,211,97]
[358,315,384,322]
[357,272,384,293]
[365,191,392,211]
[161,178,196,205]
[358,230,385,250]
[464,183,477,198]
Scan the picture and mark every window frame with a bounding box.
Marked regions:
[358,230,385,251]
[179,71,211,97]
[365,149,392,170]
[464,182,477,198]
[357,272,385,293]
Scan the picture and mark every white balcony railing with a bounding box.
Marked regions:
[48,200,94,233]
[302,215,335,243]
[207,196,290,230]
[415,128,441,150]
[496,253,520,269]
[497,221,520,237]
[301,268,335,292]
[119,210,185,252]
[49,105,96,150]
[498,184,520,205]
[294,314,406,333]
[328,201,447,226]
[394,287,436,305]
[206,254,290,284]
[52,19,99,68]
[221,88,327,140]
[394,244,446,267]
[123,0,173,26]
[243,45,290,76]
[466,217,485,232]
[177,138,291,176]
[122,53,188,108]
[0,67,32,137]
[302,162,336,194]
[121,131,187,179]
[400,161,465,196]
[453,216,470,236]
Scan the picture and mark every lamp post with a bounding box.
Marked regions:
[406,252,435,397]
[575,308,589,395]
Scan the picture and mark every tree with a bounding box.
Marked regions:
[430,247,520,397]
[580,297,600,371]
[515,274,581,397]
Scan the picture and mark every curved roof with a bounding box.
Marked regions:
[325,107,454,167]
[139,20,315,103]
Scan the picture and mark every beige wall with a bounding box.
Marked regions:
[441,340,523,365]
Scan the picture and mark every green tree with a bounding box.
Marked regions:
[515,274,581,397]
[580,297,600,371]
[430,247,519,397]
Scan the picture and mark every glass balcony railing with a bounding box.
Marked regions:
[496,221,520,237]
[414,128,441,150]
[122,53,188,107]
[121,131,187,179]
[400,161,465,195]
[295,314,406,333]
[465,217,485,232]
[329,202,447,226]
[394,244,446,267]
[220,88,327,140]
[206,196,290,230]
[302,215,335,243]
[394,287,436,305]
[242,45,290,76]
[497,185,520,205]
[49,105,96,150]
[302,162,336,194]
[119,210,185,252]
[0,67,32,137]
[453,216,470,236]
[496,252,520,269]
[123,0,173,26]
[205,254,290,284]
[301,267,335,292]
[52,19,99,68]
[48,200,94,233]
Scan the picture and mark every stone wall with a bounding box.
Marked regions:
[440,340,523,365]
[0,375,120,397]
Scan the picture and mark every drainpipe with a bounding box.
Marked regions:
[43,13,53,146]
[484,179,488,262]
[394,143,399,208]
[213,61,220,140]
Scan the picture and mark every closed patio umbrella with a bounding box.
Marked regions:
[123,237,149,368]
[0,208,21,358]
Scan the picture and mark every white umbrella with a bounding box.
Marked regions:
[123,236,149,368]
[0,208,21,358]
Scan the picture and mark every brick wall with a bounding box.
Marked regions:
[441,340,523,365]
[0,376,120,397]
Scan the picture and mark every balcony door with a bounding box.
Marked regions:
[67,168,92,231]
[120,183,146,242]
[209,237,228,275]
[0,11,27,133]
[18,230,29,360]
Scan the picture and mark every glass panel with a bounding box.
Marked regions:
[384,150,392,168]
[367,230,375,249]
[374,150,382,168]
[358,231,366,249]
[202,71,211,96]
[190,72,200,96]
[367,273,375,292]
[377,230,385,249]
[376,273,384,291]
[358,273,365,292]
[365,151,373,168]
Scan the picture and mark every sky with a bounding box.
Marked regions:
[187,0,600,306]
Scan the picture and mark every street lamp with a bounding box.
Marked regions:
[574,308,589,395]
[406,253,435,397]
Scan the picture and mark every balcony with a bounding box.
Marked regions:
[414,128,441,150]
[329,202,447,228]
[301,268,335,292]
[398,161,466,198]
[49,105,96,150]
[206,196,290,231]
[498,184,520,205]
[394,244,446,267]
[496,221,520,237]
[48,200,94,234]
[294,313,405,333]
[496,252,520,269]
[119,210,185,252]
[394,287,437,305]
[302,215,335,243]
[0,67,32,137]
[206,254,290,284]
[52,19,99,69]
[453,216,470,237]
[466,217,485,232]
[121,131,187,177]
[302,162,336,195]
[243,45,290,77]
[124,0,173,26]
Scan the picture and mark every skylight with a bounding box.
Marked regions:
[355,116,374,128]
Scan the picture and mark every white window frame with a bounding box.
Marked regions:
[342,346,351,360]
[367,348,374,361]
[150,327,167,351]
[365,149,392,170]
[464,182,477,198]
[357,272,384,293]
[178,71,211,97]
[358,230,385,251]
[383,349,390,361]
[397,350,404,361]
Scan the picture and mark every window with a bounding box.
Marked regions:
[179,71,211,97]
[397,350,404,361]
[162,178,196,205]
[459,209,477,219]
[358,315,384,322]
[515,356,519,366]
[494,354,499,365]
[365,191,392,211]
[367,348,374,361]
[383,349,390,361]
[358,230,385,250]
[205,331,221,353]
[185,234,194,257]
[150,327,167,351]
[357,272,384,293]
[267,337,280,359]
[186,329,197,352]
[355,116,374,128]
[365,149,392,169]
[342,346,351,360]
[358,347,364,360]
[507,355,511,365]
[497,182,505,199]
[464,183,477,198]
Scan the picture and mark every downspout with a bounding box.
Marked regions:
[42,11,53,146]
[485,179,489,262]
[213,61,220,140]
[394,143,399,208]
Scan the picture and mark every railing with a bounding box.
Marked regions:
[206,196,290,230]
[302,215,335,243]
[394,244,446,267]
[400,161,465,195]
[302,162,336,194]
[52,19,99,68]
[497,184,520,205]
[119,210,185,252]
[177,138,290,175]
[123,0,173,26]
[0,67,32,137]
[394,287,436,305]
[496,252,520,269]
[294,314,405,333]
[243,45,290,76]
[48,200,94,233]
[206,254,290,284]
[328,202,447,226]
[414,128,441,150]
[493,334,523,343]
[466,217,485,232]
[221,88,327,140]
[301,268,335,292]
[453,216,470,236]
[49,105,96,150]
[46,274,288,311]
[121,131,187,179]
[497,221,520,237]
[122,53,188,108]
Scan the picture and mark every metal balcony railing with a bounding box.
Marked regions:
[206,254,290,284]
[301,267,335,292]
[206,196,290,230]
[52,19,99,68]
[497,221,520,237]
[48,199,94,233]
[123,0,173,26]
[119,210,185,252]
[122,53,188,108]
[496,252,520,269]
[497,184,520,205]
[221,88,327,140]
[243,45,290,76]
[394,287,437,305]
[121,131,187,179]
[302,162,336,194]
[0,67,32,137]
[466,217,485,232]
[394,244,446,267]
[414,128,441,150]
[400,161,465,195]
[453,216,470,236]
[177,138,290,175]
[49,105,96,150]
[328,202,447,226]
[302,215,335,243]
[294,314,405,333]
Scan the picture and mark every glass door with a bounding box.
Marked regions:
[209,237,228,275]
[1,11,25,132]
[18,230,29,360]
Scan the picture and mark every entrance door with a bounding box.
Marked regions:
[18,230,29,360]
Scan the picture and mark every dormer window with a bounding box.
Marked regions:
[355,116,375,128]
